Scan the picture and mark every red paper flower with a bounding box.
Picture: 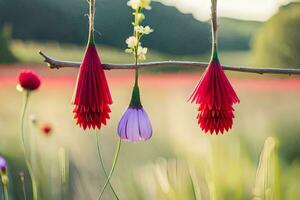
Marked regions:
[40,123,52,135]
[72,44,112,130]
[190,57,239,134]
[18,70,41,91]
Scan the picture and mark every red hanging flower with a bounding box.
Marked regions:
[18,70,41,91]
[72,44,112,130]
[190,55,239,134]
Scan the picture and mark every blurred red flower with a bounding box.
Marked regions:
[40,123,52,135]
[72,44,112,130]
[18,70,41,91]
[190,60,240,134]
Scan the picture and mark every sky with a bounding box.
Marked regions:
[157,0,292,21]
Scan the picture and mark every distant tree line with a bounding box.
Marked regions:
[0,0,258,56]
[0,26,16,63]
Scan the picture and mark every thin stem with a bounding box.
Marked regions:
[133,6,141,87]
[20,175,27,200]
[97,139,122,200]
[95,134,119,199]
[20,92,38,200]
[134,55,139,87]
[1,182,4,200]
[3,184,8,200]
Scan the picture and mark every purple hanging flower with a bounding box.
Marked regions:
[118,107,152,141]
[117,84,152,142]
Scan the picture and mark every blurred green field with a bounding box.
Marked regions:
[10,40,252,70]
[1,67,300,199]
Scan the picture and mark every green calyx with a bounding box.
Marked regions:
[88,30,95,45]
[211,43,219,62]
[129,84,142,108]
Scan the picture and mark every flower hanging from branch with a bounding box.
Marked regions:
[189,0,240,134]
[117,88,152,141]
[72,0,112,130]
[98,2,154,199]
[118,0,154,142]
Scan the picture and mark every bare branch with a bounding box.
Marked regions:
[39,51,300,75]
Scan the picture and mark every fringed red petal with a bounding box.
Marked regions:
[72,44,112,130]
[190,61,239,134]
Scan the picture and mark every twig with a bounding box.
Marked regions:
[39,51,300,75]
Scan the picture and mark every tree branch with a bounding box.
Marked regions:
[39,51,300,75]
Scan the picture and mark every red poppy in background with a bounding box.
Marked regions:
[40,123,52,136]
[190,51,240,134]
[18,70,41,91]
[72,44,112,130]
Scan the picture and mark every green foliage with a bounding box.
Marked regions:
[0,26,16,63]
[252,2,300,67]
[0,0,258,55]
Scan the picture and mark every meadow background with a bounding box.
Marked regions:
[1,0,300,200]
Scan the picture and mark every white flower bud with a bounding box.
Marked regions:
[126,36,138,48]
[137,46,148,60]
[127,0,141,10]
[141,0,151,10]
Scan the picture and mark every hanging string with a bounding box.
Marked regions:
[89,0,95,43]
[211,0,219,61]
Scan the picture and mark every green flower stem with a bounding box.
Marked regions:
[127,6,144,107]
[130,37,142,108]
[20,92,38,200]
[3,183,8,200]
[134,25,139,87]
[95,134,119,199]
[97,139,122,200]
[134,51,139,86]
[133,6,142,87]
